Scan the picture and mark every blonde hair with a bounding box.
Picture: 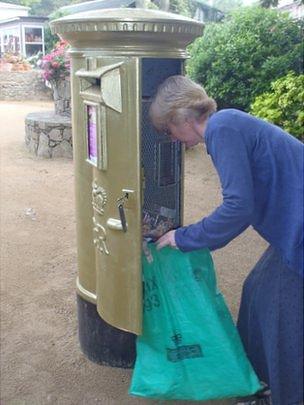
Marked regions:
[149,75,217,131]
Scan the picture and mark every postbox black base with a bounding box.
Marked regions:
[77,294,136,368]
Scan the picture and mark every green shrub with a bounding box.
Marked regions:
[250,72,304,140]
[187,7,303,111]
[44,10,69,53]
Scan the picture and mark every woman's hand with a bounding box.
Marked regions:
[156,230,177,250]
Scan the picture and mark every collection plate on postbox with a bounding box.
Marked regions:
[76,60,123,170]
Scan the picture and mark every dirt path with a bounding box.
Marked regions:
[0,101,266,405]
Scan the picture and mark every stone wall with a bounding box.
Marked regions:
[25,112,72,158]
[52,79,71,116]
[0,70,52,101]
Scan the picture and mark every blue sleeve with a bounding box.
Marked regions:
[175,125,254,252]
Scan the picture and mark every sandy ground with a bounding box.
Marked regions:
[0,101,267,405]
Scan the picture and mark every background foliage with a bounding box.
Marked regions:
[205,0,243,13]
[3,0,80,15]
[187,6,303,111]
[44,10,68,52]
[5,0,247,52]
[3,0,245,17]
[259,0,304,7]
[250,72,304,140]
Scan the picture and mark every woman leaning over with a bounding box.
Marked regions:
[150,75,303,405]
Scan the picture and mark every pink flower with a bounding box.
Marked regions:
[43,54,52,62]
[41,40,70,82]
[51,61,60,69]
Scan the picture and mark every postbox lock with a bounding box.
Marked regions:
[117,200,128,233]
[116,190,130,206]
[121,189,135,208]
[105,190,135,233]
[116,191,131,233]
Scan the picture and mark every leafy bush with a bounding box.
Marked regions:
[250,72,304,140]
[44,10,69,53]
[26,51,43,68]
[187,7,303,111]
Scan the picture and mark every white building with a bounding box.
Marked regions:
[0,2,47,58]
[0,1,30,20]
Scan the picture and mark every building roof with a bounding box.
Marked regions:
[0,15,48,26]
[194,0,225,17]
[59,0,135,15]
[192,0,224,16]
[0,1,30,10]
[58,0,225,21]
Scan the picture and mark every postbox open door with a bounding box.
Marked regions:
[77,56,142,335]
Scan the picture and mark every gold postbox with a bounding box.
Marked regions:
[51,8,203,367]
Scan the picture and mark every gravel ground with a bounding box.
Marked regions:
[0,101,267,405]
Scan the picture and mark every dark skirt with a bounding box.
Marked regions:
[237,246,303,405]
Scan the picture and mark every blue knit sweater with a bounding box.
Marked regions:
[175,109,303,276]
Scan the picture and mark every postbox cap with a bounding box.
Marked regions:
[50,8,203,55]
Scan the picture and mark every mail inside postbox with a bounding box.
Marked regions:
[141,58,183,241]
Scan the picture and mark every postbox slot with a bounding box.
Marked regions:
[76,61,123,109]
[78,60,126,171]
[79,80,102,102]
[80,77,101,89]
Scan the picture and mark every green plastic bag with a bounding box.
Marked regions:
[129,244,261,401]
